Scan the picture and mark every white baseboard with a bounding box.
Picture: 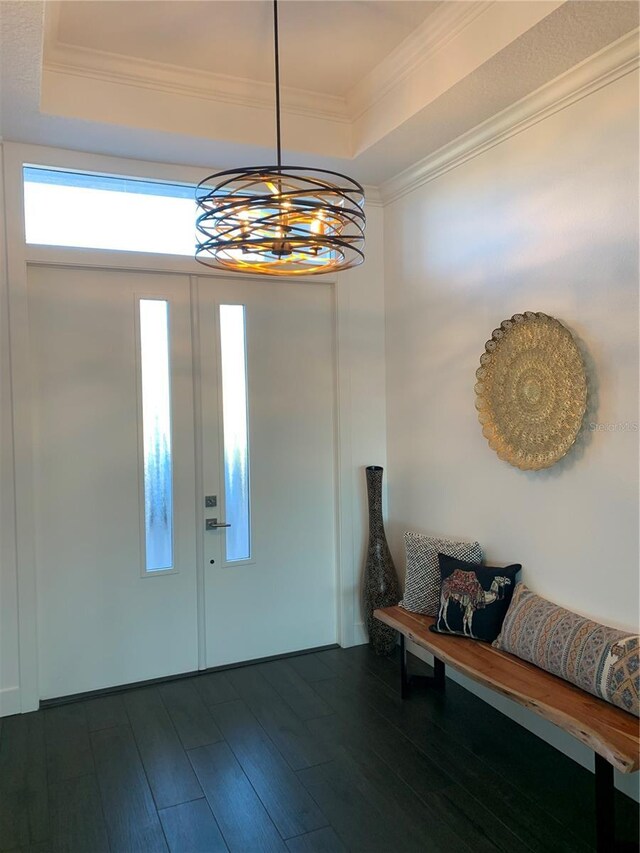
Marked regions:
[343,621,368,648]
[0,686,21,717]
[406,639,640,803]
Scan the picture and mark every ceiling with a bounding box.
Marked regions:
[0,1,638,187]
[53,1,443,96]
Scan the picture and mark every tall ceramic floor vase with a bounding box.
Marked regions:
[362,466,400,655]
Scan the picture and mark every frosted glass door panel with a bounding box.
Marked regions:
[140,299,174,572]
[219,305,251,562]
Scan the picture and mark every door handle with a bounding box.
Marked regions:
[206,518,231,530]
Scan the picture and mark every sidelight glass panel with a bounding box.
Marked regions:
[220,305,251,562]
[140,299,174,571]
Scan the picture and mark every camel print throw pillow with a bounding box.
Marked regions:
[430,554,521,643]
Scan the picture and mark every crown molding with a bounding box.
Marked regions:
[363,185,383,208]
[347,1,494,122]
[43,42,350,124]
[381,28,640,206]
[41,3,494,132]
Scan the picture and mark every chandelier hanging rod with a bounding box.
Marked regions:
[273,0,283,171]
[194,0,366,276]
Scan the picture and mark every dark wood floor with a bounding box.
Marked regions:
[1,645,638,853]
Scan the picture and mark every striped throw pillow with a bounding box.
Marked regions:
[494,582,639,717]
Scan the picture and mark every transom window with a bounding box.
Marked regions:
[23,167,197,256]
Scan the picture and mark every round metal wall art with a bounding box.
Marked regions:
[474,312,587,471]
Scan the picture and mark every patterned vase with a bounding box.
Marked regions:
[362,466,400,655]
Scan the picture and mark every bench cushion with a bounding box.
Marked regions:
[494,582,639,718]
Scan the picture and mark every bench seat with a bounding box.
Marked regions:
[374,605,639,774]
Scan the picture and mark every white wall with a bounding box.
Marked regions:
[0,143,21,716]
[384,69,639,797]
[336,202,388,646]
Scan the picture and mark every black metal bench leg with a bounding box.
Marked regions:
[595,753,615,853]
[400,633,409,699]
[398,633,445,698]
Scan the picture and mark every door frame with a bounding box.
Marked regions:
[3,141,378,712]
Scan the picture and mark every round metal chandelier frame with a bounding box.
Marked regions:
[195,1,366,276]
[196,166,365,276]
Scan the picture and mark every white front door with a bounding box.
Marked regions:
[28,265,198,700]
[28,265,338,700]
[197,276,337,667]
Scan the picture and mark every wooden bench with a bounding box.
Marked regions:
[374,605,640,852]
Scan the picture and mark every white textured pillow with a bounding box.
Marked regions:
[400,532,483,617]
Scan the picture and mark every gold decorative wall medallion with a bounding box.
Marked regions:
[475,312,587,470]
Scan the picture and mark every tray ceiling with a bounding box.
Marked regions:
[52,0,443,97]
[1,1,638,186]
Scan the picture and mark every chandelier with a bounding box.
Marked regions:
[195,1,365,276]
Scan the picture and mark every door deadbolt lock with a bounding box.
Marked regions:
[205,495,217,508]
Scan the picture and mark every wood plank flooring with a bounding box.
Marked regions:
[1,646,638,852]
